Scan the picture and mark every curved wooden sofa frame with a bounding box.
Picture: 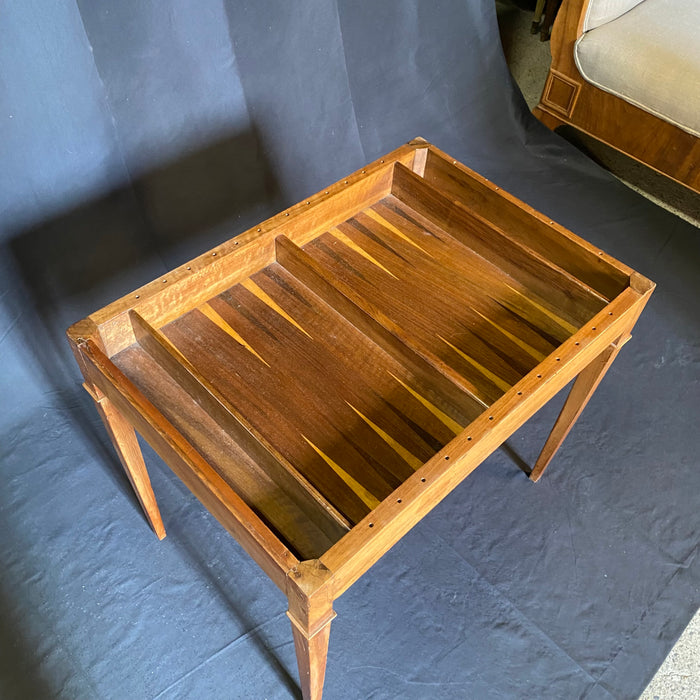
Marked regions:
[533,0,700,195]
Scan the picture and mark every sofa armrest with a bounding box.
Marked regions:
[548,0,645,73]
[583,0,646,31]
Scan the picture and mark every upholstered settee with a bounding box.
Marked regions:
[534,0,700,194]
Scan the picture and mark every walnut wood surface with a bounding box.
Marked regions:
[534,0,700,194]
[67,138,654,700]
[92,145,419,357]
[421,147,632,298]
[75,338,299,590]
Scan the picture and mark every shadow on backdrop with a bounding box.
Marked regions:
[0,126,285,697]
[172,516,301,698]
[5,125,278,452]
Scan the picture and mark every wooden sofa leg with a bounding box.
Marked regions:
[530,341,622,482]
[93,394,167,539]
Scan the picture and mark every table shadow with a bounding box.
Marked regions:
[1,124,287,697]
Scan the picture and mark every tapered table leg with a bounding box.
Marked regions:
[530,341,621,482]
[287,561,335,700]
[93,394,166,539]
[289,612,333,700]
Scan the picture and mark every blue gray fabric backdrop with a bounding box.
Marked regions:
[1,1,698,699]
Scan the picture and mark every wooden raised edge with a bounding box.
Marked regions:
[392,161,610,309]
[421,148,630,299]
[75,337,299,590]
[67,317,103,381]
[78,140,427,356]
[423,144,636,282]
[410,136,429,176]
[318,284,649,598]
[286,559,336,700]
[286,559,335,603]
[629,271,655,295]
[528,273,653,486]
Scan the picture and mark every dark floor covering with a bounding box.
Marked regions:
[1,2,698,698]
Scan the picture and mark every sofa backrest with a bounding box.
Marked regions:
[583,0,646,31]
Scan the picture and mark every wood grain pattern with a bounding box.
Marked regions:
[111,345,338,560]
[126,309,349,552]
[420,147,632,298]
[274,234,493,412]
[76,338,298,590]
[302,189,602,408]
[93,394,166,540]
[391,163,608,325]
[66,138,655,700]
[534,0,700,195]
[160,259,479,525]
[320,284,652,598]
[85,144,419,356]
[286,560,335,700]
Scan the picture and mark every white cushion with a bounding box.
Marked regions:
[575,0,700,137]
[583,0,646,32]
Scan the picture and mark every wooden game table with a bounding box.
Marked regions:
[67,138,654,700]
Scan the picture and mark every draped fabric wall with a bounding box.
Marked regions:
[0,0,547,423]
[1,2,698,699]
